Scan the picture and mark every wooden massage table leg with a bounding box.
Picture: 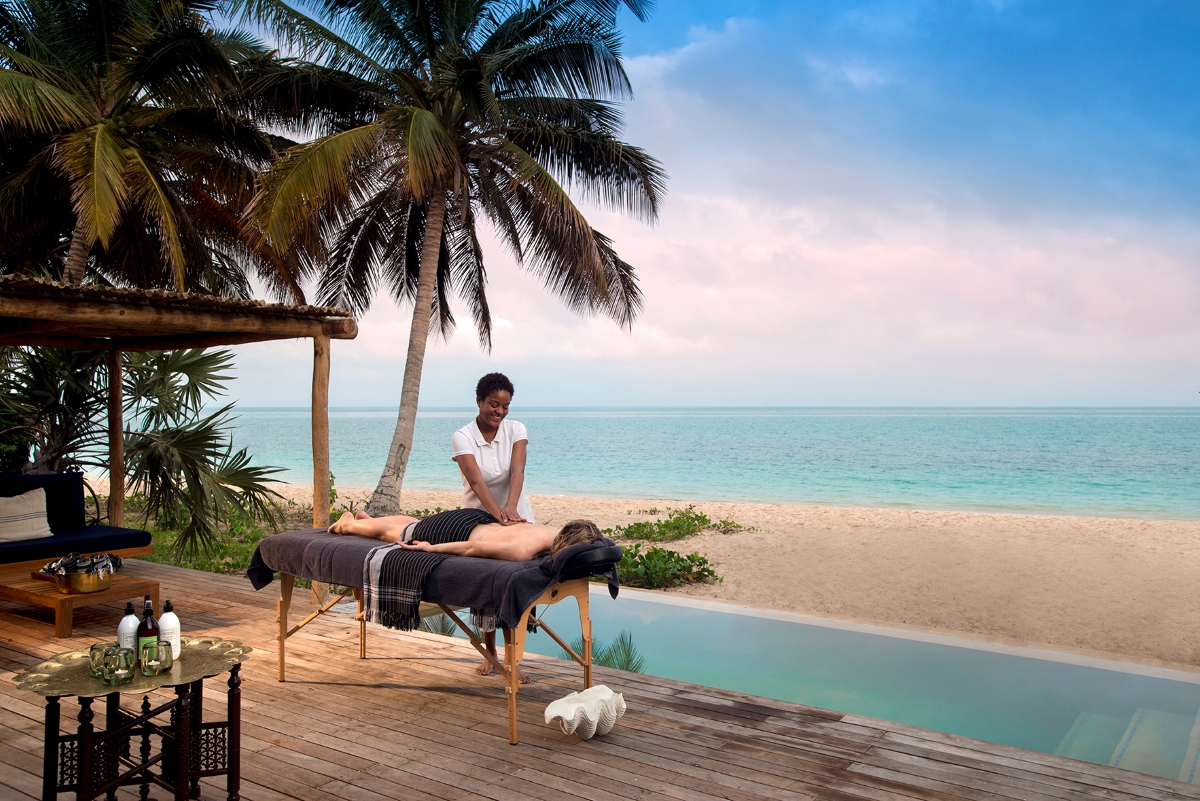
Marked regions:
[504,629,519,745]
[278,573,294,681]
[354,588,366,658]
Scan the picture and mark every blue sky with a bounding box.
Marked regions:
[229,0,1200,407]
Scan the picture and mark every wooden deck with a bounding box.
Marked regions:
[2,560,1197,801]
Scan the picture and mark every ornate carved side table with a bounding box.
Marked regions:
[12,636,250,801]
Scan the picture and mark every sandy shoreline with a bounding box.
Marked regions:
[96,477,1200,671]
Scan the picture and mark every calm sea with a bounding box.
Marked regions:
[227,408,1200,519]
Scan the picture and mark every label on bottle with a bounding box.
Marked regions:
[159,619,181,659]
[118,623,137,651]
[138,635,159,657]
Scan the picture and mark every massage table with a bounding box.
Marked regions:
[247,529,622,744]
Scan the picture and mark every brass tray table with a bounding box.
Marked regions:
[12,636,250,801]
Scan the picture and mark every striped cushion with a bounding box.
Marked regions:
[0,488,52,543]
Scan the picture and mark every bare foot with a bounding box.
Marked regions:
[329,511,354,534]
[355,510,371,520]
[475,659,530,683]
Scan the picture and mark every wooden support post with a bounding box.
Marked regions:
[311,335,331,605]
[107,348,124,527]
[354,588,366,659]
[504,629,519,745]
[579,589,593,689]
[278,574,293,682]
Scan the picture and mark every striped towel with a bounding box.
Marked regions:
[362,508,497,631]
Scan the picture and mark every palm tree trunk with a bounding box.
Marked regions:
[366,190,448,515]
[63,217,90,284]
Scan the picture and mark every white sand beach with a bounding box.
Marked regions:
[256,482,1200,672]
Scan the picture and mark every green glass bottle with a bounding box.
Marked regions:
[136,597,159,666]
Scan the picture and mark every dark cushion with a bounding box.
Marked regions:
[560,544,624,580]
[0,473,86,533]
[0,525,151,565]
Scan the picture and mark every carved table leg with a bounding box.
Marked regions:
[227,664,241,801]
[78,697,94,800]
[174,685,191,801]
[41,696,59,801]
[105,693,120,801]
[140,696,152,801]
[189,680,203,799]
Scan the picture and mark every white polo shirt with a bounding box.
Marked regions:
[451,418,535,523]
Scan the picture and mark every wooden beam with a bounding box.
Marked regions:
[0,297,358,340]
[312,334,331,531]
[310,335,332,605]
[107,348,124,527]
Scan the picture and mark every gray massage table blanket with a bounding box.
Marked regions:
[248,529,576,630]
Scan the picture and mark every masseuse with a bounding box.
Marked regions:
[452,373,535,525]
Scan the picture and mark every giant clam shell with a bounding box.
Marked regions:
[544,684,626,739]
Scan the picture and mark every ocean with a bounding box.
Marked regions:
[226,407,1200,519]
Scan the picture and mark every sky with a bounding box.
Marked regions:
[229,0,1200,408]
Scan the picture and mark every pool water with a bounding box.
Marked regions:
[517,588,1200,783]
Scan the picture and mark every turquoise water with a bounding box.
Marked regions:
[518,590,1200,780]
[230,407,1200,518]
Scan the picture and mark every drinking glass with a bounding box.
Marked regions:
[89,642,118,678]
[140,639,173,676]
[103,647,136,685]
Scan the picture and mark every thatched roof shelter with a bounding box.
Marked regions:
[0,276,357,532]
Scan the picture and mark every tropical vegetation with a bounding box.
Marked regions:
[0,346,281,553]
[0,0,336,295]
[616,542,722,589]
[246,0,666,513]
[606,505,753,541]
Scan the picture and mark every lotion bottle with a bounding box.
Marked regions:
[158,599,181,660]
[117,601,138,650]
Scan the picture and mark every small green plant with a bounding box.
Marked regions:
[329,471,338,512]
[616,543,722,589]
[421,613,459,636]
[605,505,750,542]
[628,507,660,516]
[401,506,455,518]
[559,630,646,673]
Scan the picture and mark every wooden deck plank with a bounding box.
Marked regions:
[4,560,1200,801]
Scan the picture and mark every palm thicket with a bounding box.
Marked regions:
[0,346,282,553]
[250,0,666,512]
[0,0,321,296]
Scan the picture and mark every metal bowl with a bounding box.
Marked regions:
[54,572,113,594]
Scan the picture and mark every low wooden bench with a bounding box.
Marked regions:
[0,569,160,637]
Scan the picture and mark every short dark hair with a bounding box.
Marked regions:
[476,372,515,401]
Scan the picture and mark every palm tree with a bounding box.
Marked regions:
[0,0,324,296]
[250,0,665,513]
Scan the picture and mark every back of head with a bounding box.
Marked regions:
[551,519,603,557]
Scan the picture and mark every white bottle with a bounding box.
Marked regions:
[158,599,181,660]
[117,601,139,651]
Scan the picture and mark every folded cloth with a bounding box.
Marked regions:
[363,544,450,630]
[363,508,499,631]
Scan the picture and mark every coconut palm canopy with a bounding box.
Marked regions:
[253,0,666,341]
[248,0,666,511]
[0,0,366,298]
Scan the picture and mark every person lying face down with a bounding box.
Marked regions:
[329,507,603,563]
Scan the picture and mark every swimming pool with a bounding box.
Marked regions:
[518,588,1200,784]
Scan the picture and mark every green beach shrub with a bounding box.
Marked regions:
[617,543,722,589]
[606,505,752,542]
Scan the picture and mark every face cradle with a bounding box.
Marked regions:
[477,390,512,431]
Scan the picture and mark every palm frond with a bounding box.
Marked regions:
[0,68,90,133]
[58,123,130,249]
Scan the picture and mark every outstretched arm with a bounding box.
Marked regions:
[399,538,543,562]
